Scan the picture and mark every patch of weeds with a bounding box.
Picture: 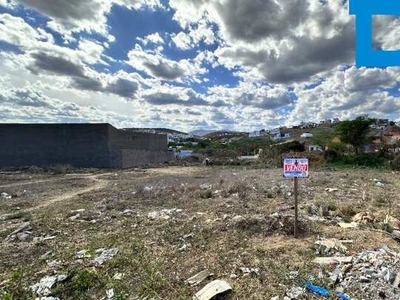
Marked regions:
[373,194,390,208]
[200,190,213,199]
[52,268,104,299]
[136,264,166,297]
[264,190,275,199]
[339,204,357,218]
[315,200,337,212]
[0,291,15,300]
[227,181,249,200]
[1,269,34,300]
[3,211,31,222]
[104,241,168,298]
[218,253,230,269]
[295,248,314,258]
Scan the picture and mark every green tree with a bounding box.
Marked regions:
[335,116,375,154]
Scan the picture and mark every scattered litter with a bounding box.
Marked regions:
[239,267,260,277]
[309,204,319,216]
[31,275,68,296]
[113,273,125,280]
[47,260,61,268]
[287,270,299,279]
[337,293,350,300]
[193,280,232,300]
[338,222,358,229]
[144,186,154,192]
[148,208,183,220]
[385,215,400,230]
[200,183,212,190]
[352,212,376,223]
[185,270,213,286]
[314,239,349,255]
[121,209,134,216]
[285,285,304,298]
[69,215,80,221]
[5,222,31,242]
[75,249,92,259]
[178,244,187,252]
[326,188,339,192]
[305,283,331,296]
[1,192,11,199]
[231,215,245,223]
[305,283,350,299]
[391,230,400,241]
[312,256,353,265]
[94,248,118,266]
[106,288,115,300]
[318,245,400,299]
[375,181,385,188]
[39,297,60,300]
[33,235,57,244]
[41,251,53,260]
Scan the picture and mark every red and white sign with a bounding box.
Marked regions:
[283,157,309,178]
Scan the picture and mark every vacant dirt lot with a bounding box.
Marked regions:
[1,165,400,299]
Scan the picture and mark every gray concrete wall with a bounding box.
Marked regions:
[107,127,173,168]
[109,148,175,169]
[116,149,174,168]
[0,123,175,168]
[0,124,111,168]
[108,127,168,151]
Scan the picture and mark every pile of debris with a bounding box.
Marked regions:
[228,213,311,236]
[328,245,400,299]
[312,242,400,299]
[147,208,183,220]
[1,192,12,199]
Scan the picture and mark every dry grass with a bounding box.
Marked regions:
[0,166,400,299]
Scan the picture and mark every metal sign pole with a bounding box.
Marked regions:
[294,177,298,238]
[283,157,308,239]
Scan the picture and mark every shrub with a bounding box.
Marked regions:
[339,153,384,168]
[48,164,71,175]
[391,154,400,171]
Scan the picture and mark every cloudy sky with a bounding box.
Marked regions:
[0,0,400,132]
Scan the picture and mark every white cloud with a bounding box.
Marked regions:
[127,44,206,81]
[77,39,107,65]
[286,66,400,126]
[171,31,192,50]
[4,0,165,40]
[0,13,54,47]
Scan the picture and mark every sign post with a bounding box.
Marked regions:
[283,157,309,238]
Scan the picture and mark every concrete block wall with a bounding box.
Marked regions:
[0,123,174,168]
[118,149,174,168]
[0,124,110,168]
[108,127,168,151]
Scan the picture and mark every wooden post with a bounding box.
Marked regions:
[294,177,298,238]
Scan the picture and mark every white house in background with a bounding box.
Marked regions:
[269,128,281,136]
[272,133,291,141]
[167,132,191,143]
[301,132,313,139]
[249,130,265,138]
[308,145,323,152]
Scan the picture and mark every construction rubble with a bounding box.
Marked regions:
[313,244,400,299]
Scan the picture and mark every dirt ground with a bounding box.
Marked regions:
[1,165,400,299]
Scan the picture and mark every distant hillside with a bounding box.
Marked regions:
[204,130,248,140]
[190,129,215,137]
[125,128,189,135]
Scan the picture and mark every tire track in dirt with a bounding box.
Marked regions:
[0,167,205,220]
